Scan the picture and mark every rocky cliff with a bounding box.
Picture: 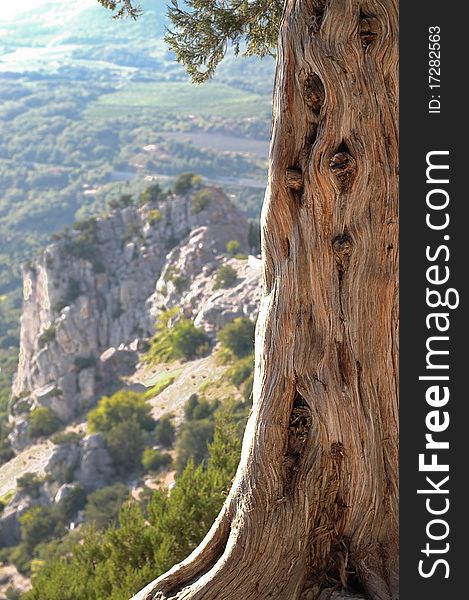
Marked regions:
[9,186,259,449]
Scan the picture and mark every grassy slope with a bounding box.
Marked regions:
[137,354,234,421]
[0,353,237,498]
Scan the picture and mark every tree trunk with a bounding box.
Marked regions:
[133,0,398,598]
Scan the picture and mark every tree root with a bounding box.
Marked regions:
[132,503,233,599]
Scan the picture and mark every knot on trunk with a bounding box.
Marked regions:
[330,442,345,462]
[310,0,326,34]
[283,392,312,492]
[359,13,380,49]
[286,168,304,191]
[333,233,353,275]
[330,144,356,190]
[304,73,325,116]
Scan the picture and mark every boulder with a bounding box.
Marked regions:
[44,442,80,484]
[75,434,114,491]
[0,491,37,548]
[8,418,30,452]
[54,483,78,504]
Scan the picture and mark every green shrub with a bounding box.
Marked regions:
[64,238,91,260]
[63,220,104,273]
[226,240,241,255]
[60,465,76,485]
[227,354,254,387]
[72,218,97,236]
[184,394,199,421]
[173,172,201,195]
[248,221,261,254]
[165,265,188,293]
[87,389,155,435]
[184,395,219,422]
[142,448,172,473]
[64,239,104,271]
[147,208,162,225]
[170,320,209,359]
[141,375,176,401]
[105,419,146,474]
[145,310,209,364]
[218,317,255,358]
[0,419,14,466]
[109,194,134,210]
[154,414,176,448]
[28,407,61,439]
[14,399,30,414]
[17,473,44,499]
[175,419,215,474]
[0,490,14,508]
[139,184,169,206]
[56,486,87,523]
[8,543,33,575]
[87,390,155,474]
[5,586,20,600]
[84,483,129,529]
[191,188,212,213]
[7,491,87,576]
[20,506,63,553]
[31,530,82,571]
[51,431,83,445]
[38,325,56,347]
[213,265,237,290]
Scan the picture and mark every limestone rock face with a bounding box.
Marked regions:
[148,236,261,336]
[193,256,262,334]
[9,186,261,448]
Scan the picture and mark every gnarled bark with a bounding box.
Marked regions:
[132,0,398,598]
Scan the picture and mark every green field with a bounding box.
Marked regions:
[86,81,272,119]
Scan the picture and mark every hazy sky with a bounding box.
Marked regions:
[1,0,48,19]
[0,0,95,21]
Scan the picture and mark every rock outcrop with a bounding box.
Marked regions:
[9,186,260,449]
[147,229,262,334]
[0,432,114,549]
[0,564,31,598]
[73,434,114,490]
[0,489,44,547]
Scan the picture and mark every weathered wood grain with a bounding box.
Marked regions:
[132,0,399,598]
